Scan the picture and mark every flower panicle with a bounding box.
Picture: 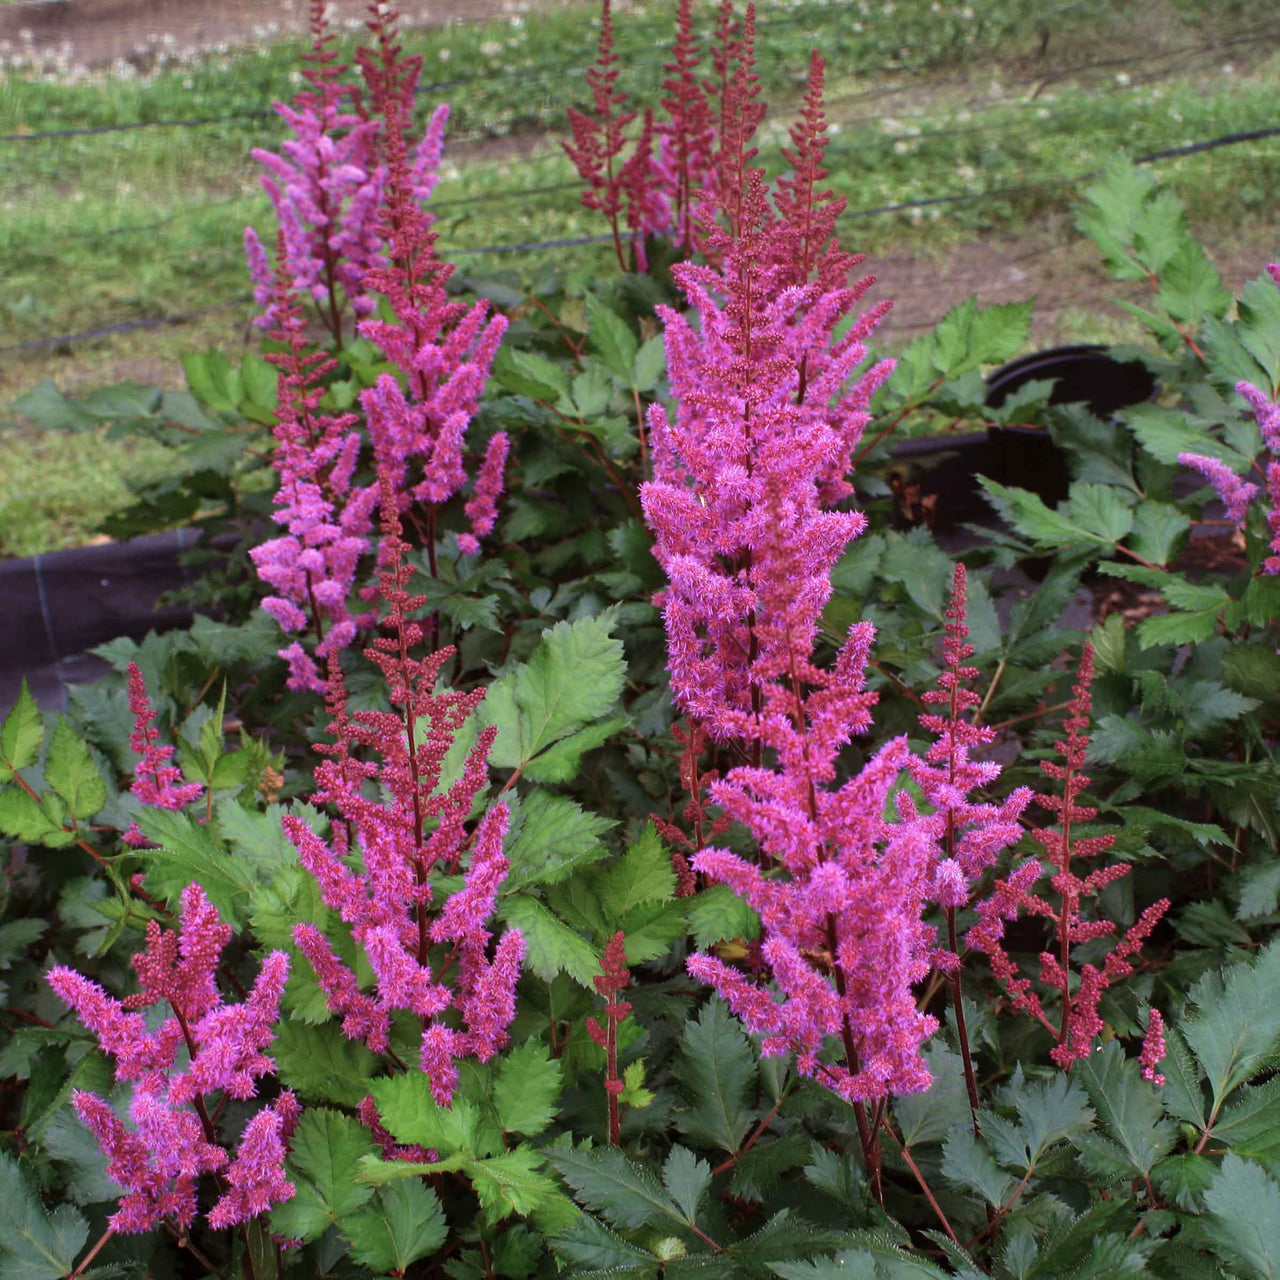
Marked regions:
[250,236,379,691]
[562,0,639,266]
[657,0,715,251]
[48,886,294,1235]
[904,563,1032,906]
[967,645,1169,1071]
[122,664,204,843]
[284,469,522,1104]
[244,0,383,338]
[354,5,509,550]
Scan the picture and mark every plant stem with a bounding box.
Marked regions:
[69,1226,115,1278]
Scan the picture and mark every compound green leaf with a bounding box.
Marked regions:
[672,999,755,1154]
[493,1039,562,1138]
[0,1152,89,1280]
[342,1180,447,1273]
[1203,1152,1280,1280]
[270,1109,375,1243]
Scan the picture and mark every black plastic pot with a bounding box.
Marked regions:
[983,344,1158,507]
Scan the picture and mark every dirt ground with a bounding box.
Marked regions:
[0,0,586,68]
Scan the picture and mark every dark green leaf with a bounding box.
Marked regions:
[547,1145,684,1231]
[0,1152,89,1280]
[482,611,626,773]
[672,999,755,1154]
[1203,1152,1280,1280]
[500,896,599,987]
[587,295,639,382]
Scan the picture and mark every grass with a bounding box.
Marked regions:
[1,0,1279,552]
[0,423,182,557]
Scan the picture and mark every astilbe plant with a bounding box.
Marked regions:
[354,4,509,572]
[46,885,297,1237]
[967,644,1170,1076]
[641,55,937,1198]
[284,472,523,1107]
[249,239,379,693]
[244,0,449,343]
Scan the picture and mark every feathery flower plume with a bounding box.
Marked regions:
[563,0,638,270]
[245,0,450,341]
[967,646,1170,1070]
[897,563,1032,1115]
[245,0,382,339]
[587,931,633,1144]
[356,5,509,574]
[250,234,379,691]
[904,564,1033,904]
[642,59,934,1125]
[284,470,523,1104]
[121,662,203,845]
[1139,1008,1167,1087]
[1177,451,1259,524]
[657,0,715,252]
[48,886,293,1234]
[708,2,766,240]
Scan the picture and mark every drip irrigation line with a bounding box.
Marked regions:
[0,301,247,354]
[6,125,1275,353]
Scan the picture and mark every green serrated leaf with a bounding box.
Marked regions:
[662,1147,711,1224]
[43,717,106,821]
[0,682,43,784]
[1203,1152,1280,1280]
[547,1145,685,1231]
[1182,938,1280,1115]
[270,1109,376,1243]
[342,1180,447,1272]
[134,808,254,928]
[470,1146,563,1224]
[599,823,674,921]
[633,334,666,393]
[940,1128,1016,1206]
[493,1040,562,1137]
[505,791,614,891]
[0,1151,89,1280]
[500,895,599,987]
[522,713,629,785]
[482,611,626,773]
[270,1019,378,1108]
[587,295,639,382]
[673,999,755,1154]
[979,478,1100,548]
[0,786,74,848]
[1075,1040,1174,1177]
[896,1045,971,1148]
[369,1072,480,1156]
